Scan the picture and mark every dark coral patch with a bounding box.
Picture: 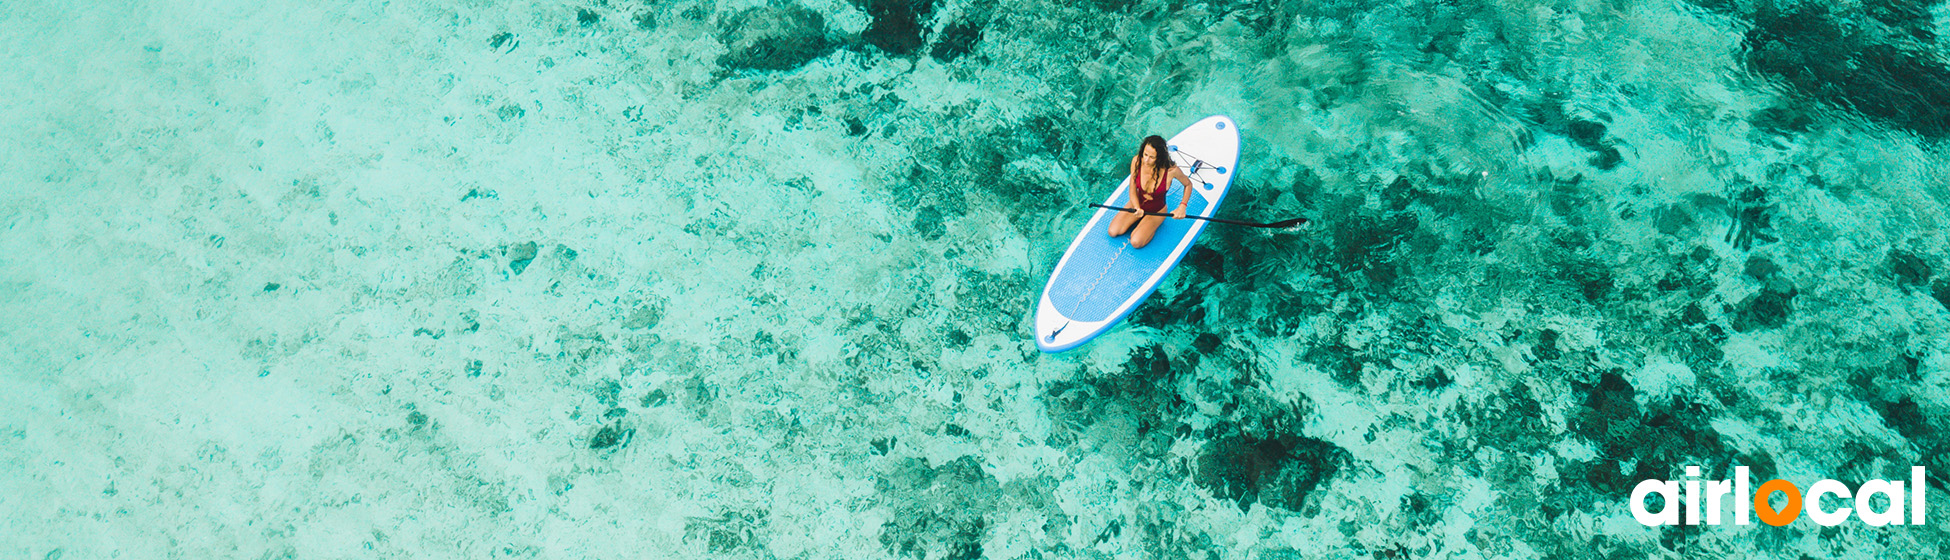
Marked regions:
[1890,249,1933,288]
[1565,372,1731,500]
[717,5,837,72]
[1194,428,1347,512]
[931,20,982,61]
[1733,287,1795,331]
[861,0,937,56]
[912,205,945,240]
[589,422,634,450]
[1738,2,1950,137]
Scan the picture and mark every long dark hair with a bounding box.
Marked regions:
[1135,135,1171,189]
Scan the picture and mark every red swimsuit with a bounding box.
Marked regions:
[1135,167,1169,213]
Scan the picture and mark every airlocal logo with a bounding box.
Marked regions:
[1632,466,1927,527]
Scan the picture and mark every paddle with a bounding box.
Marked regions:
[1088,203,1309,229]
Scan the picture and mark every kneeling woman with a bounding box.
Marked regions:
[1107,135,1193,248]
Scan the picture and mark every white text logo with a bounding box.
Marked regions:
[1632,466,1926,527]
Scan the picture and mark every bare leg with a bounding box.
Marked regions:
[1129,215,1165,248]
[1107,209,1140,237]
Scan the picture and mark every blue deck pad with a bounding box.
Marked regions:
[1046,181,1212,323]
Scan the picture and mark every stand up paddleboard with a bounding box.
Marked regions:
[1035,115,1239,352]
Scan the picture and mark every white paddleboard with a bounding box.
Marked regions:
[1035,115,1240,352]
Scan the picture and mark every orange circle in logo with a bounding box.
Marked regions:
[1755,479,1803,527]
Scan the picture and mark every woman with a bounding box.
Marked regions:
[1106,135,1193,249]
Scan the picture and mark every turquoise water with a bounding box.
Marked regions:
[5,0,1950,557]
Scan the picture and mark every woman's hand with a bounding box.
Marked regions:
[1172,206,1186,219]
[1129,206,1144,215]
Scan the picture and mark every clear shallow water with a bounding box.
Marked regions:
[4,0,1950,558]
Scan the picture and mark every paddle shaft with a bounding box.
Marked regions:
[1088,203,1307,229]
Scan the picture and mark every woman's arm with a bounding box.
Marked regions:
[1171,167,1194,219]
[1126,157,1145,213]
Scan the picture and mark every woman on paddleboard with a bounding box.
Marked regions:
[1106,135,1194,249]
